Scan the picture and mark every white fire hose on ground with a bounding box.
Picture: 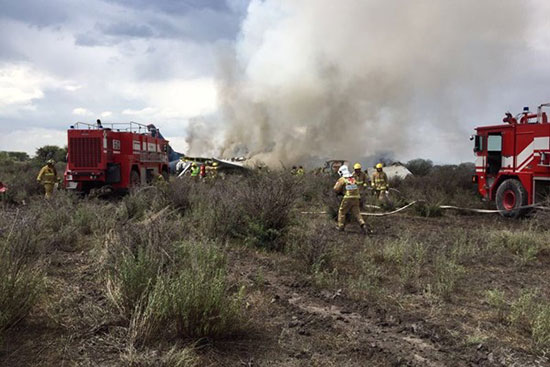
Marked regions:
[301,201,550,217]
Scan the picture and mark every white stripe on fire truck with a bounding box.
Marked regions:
[515,141,533,171]
[517,153,534,172]
[516,137,549,172]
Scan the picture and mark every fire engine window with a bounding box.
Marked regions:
[487,135,502,152]
[474,135,483,152]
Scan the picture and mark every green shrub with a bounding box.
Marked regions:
[104,220,244,344]
[0,218,44,337]
[151,242,244,339]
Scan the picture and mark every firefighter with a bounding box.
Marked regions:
[290,166,297,175]
[333,165,367,234]
[352,163,368,209]
[210,162,219,180]
[199,164,207,180]
[154,173,168,187]
[190,162,200,179]
[296,166,305,176]
[372,163,390,206]
[37,159,59,199]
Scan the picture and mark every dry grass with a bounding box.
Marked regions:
[2,157,550,364]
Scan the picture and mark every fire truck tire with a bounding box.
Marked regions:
[495,179,528,218]
[130,169,140,188]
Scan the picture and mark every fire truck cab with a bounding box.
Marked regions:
[473,103,550,217]
[64,121,170,193]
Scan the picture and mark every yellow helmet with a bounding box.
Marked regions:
[376,163,383,169]
[192,162,197,167]
[212,162,218,167]
[353,163,362,170]
[47,159,55,165]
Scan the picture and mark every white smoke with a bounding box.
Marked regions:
[193,0,541,166]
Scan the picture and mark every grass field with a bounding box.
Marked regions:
[1,161,549,366]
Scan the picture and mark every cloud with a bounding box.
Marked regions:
[0,127,66,155]
[122,107,156,116]
[0,0,68,27]
[72,107,93,116]
[0,64,50,112]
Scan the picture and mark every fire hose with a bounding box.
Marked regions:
[301,201,550,217]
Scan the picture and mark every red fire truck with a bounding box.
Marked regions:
[64,121,170,193]
[473,103,550,217]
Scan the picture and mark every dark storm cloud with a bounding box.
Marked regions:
[100,22,155,38]
[0,0,68,27]
[73,0,246,47]
[105,0,233,14]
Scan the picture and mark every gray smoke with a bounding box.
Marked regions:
[193,0,536,166]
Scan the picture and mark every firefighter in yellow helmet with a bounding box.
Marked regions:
[333,165,367,234]
[210,161,219,179]
[37,159,59,199]
[352,163,368,209]
[205,161,219,181]
[154,172,168,187]
[372,163,390,206]
[296,166,305,176]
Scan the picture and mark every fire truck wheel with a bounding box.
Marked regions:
[130,170,140,188]
[495,179,528,218]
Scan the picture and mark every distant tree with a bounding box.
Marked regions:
[35,145,67,163]
[0,151,30,161]
[10,151,30,161]
[406,158,433,176]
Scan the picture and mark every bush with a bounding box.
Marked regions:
[104,221,244,344]
[406,158,433,176]
[0,217,44,338]
[149,242,244,339]
[239,173,298,250]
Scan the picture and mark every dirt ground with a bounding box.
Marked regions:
[2,212,550,367]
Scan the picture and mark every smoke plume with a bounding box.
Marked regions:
[196,0,536,166]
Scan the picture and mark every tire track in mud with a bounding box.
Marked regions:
[285,292,451,367]
[238,251,463,366]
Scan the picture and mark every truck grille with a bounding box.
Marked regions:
[70,137,101,168]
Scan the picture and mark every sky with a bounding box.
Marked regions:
[1,0,550,164]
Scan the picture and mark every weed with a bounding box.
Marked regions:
[489,230,546,266]
[431,254,465,300]
[485,289,507,322]
[532,305,550,352]
[508,289,550,352]
[509,290,540,332]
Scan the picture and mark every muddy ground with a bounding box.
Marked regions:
[1,211,550,367]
